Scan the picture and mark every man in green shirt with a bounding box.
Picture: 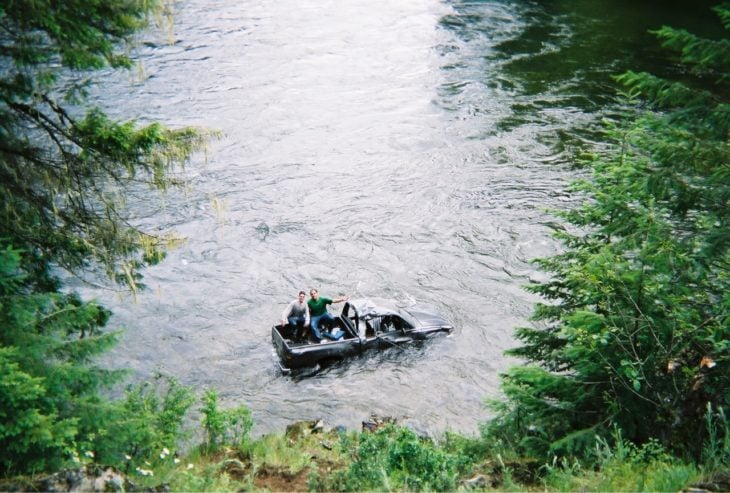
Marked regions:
[308,288,350,342]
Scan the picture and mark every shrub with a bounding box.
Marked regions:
[322,424,460,492]
[201,390,253,453]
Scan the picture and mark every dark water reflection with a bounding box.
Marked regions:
[81,0,717,438]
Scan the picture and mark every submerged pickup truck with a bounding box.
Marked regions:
[271,298,454,373]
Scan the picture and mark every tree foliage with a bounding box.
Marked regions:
[487,3,730,460]
[0,0,210,476]
[0,243,119,473]
[0,0,209,292]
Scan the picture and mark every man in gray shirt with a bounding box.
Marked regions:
[281,291,310,341]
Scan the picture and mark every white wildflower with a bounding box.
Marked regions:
[84,450,95,459]
[186,463,194,470]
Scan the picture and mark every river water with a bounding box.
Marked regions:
[83,0,718,437]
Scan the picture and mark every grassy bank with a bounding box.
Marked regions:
[5,412,727,492]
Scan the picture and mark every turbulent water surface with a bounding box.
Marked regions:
[82,0,716,437]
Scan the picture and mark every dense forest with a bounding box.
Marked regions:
[0,0,727,491]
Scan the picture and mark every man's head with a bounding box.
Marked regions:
[298,290,306,301]
[309,288,319,300]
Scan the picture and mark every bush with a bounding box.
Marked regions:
[201,390,253,453]
[100,377,196,472]
[321,425,461,492]
[542,429,700,492]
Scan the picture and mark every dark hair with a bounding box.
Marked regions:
[298,290,306,296]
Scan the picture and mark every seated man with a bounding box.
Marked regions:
[307,288,349,342]
[281,291,310,341]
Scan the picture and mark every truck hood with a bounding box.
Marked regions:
[403,306,452,329]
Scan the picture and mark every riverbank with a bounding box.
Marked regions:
[4,414,727,493]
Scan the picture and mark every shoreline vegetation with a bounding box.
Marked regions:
[1,1,727,491]
[1,407,728,492]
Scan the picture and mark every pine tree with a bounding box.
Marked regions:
[0,244,120,473]
[487,3,729,460]
[0,0,210,292]
[0,1,207,474]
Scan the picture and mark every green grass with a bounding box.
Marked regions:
[6,414,723,492]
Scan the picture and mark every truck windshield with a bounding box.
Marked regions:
[398,309,417,329]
